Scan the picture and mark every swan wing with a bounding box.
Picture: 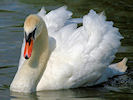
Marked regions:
[37,8,123,90]
[69,10,122,87]
[38,6,72,36]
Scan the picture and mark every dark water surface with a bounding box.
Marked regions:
[0,0,133,99]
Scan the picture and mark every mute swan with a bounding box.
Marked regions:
[10,6,128,93]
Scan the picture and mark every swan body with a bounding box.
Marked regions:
[10,6,127,93]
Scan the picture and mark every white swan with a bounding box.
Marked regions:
[10,6,128,93]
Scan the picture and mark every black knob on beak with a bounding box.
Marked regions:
[25,55,29,59]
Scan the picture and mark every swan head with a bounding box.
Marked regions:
[23,14,45,59]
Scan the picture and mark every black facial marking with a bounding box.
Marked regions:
[25,32,28,41]
[24,28,36,44]
[32,28,36,39]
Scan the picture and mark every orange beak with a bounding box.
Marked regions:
[24,39,33,59]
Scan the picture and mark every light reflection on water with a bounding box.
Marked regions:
[0,0,133,99]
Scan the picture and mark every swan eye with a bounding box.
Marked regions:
[24,28,36,42]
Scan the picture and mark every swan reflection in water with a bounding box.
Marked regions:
[10,87,106,100]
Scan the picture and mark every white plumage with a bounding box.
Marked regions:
[37,6,124,90]
[12,6,127,92]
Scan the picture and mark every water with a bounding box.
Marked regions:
[0,0,133,99]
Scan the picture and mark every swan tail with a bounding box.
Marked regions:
[117,57,128,72]
[93,58,128,85]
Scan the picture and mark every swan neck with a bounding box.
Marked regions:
[10,22,49,93]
